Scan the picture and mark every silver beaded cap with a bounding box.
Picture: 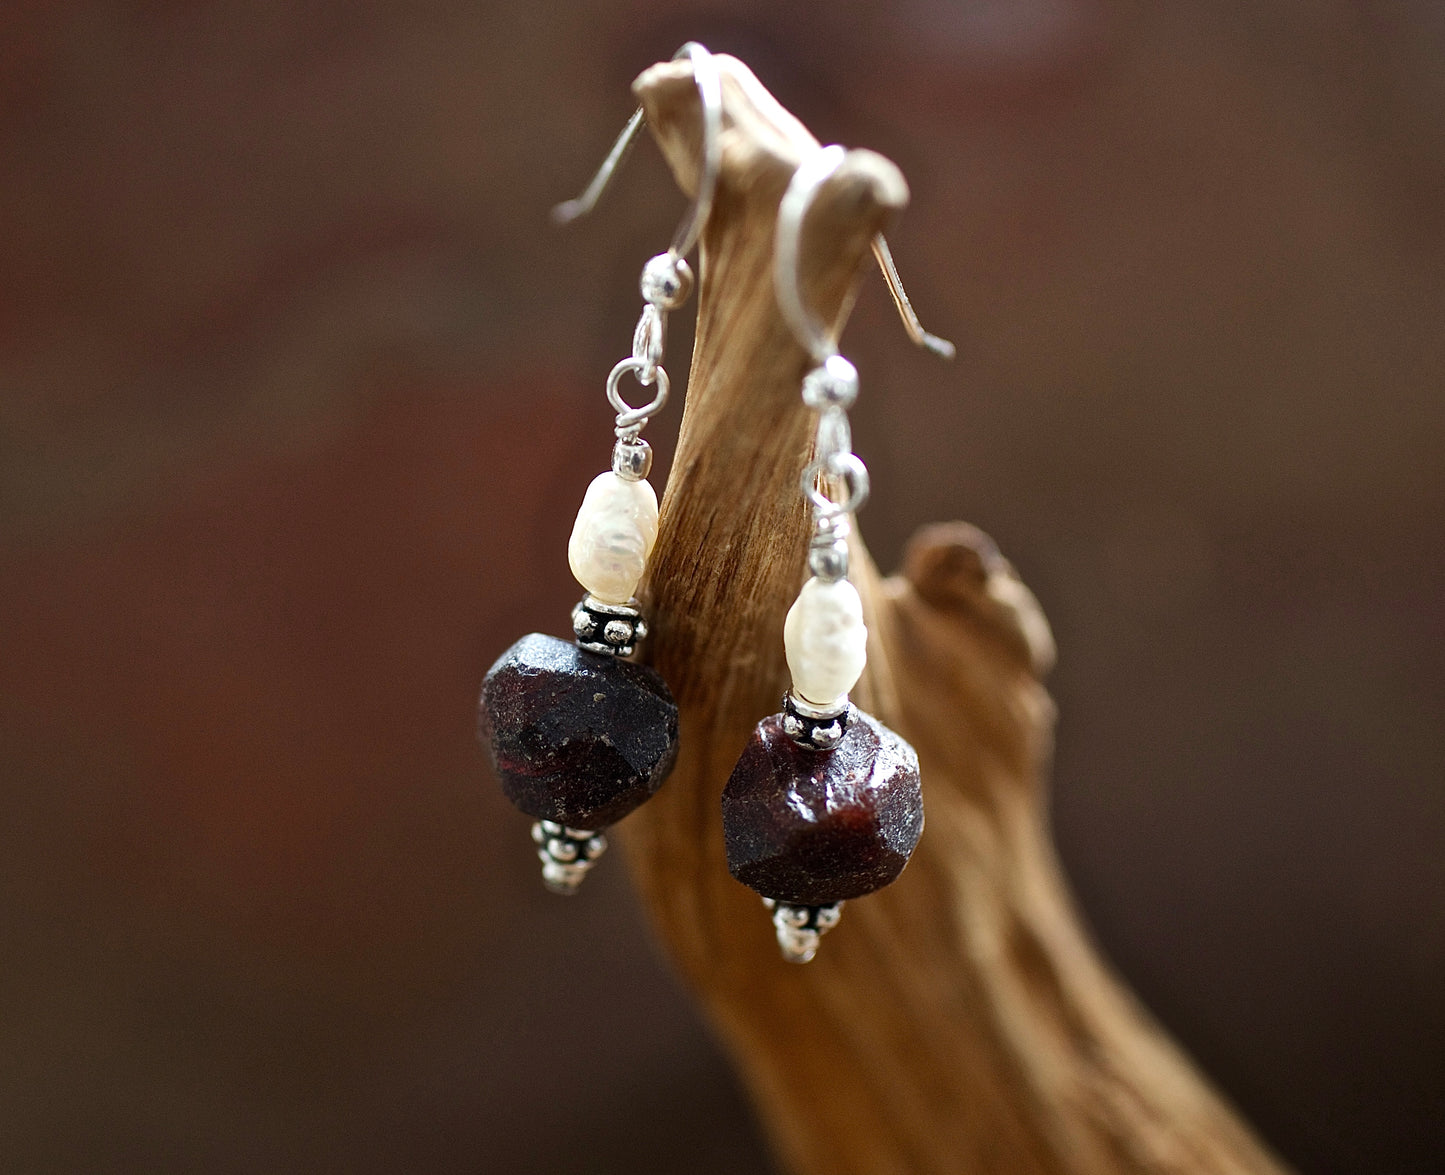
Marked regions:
[781,691,850,750]
[571,596,647,657]
[763,898,844,963]
[532,821,608,895]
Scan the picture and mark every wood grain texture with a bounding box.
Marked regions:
[623,54,1290,1175]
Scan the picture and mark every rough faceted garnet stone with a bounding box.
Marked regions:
[478,633,678,829]
[722,708,924,905]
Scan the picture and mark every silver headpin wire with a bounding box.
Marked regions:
[552,43,723,469]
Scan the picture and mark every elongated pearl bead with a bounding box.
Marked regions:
[567,472,659,605]
[783,576,868,710]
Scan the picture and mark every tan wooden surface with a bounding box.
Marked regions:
[622,53,1291,1175]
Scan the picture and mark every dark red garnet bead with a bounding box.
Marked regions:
[478,633,679,829]
[722,708,924,905]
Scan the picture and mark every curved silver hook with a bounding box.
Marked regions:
[551,43,723,261]
[666,42,722,258]
[774,145,956,363]
[774,146,849,364]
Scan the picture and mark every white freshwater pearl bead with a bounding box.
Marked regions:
[783,576,868,710]
[567,471,659,605]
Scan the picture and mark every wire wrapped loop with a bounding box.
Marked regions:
[607,357,670,439]
[802,450,870,519]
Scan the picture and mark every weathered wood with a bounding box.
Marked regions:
[623,53,1290,1175]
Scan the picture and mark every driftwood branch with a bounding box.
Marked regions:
[623,53,1290,1175]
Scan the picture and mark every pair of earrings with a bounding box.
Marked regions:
[477,44,951,962]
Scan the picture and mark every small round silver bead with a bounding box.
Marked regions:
[547,837,579,862]
[531,822,608,895]
[612,437,653,481]
[808,540,850,582]
[761,898,845,963]
[801,354,859,410]
[639,252,695,310]
[775,903,811,929]
[603,619,632,646]
[813,511,852,543]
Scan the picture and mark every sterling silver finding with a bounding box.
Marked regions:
[718,143,943,961]
[477,49,718,894]
[554,41,722,478]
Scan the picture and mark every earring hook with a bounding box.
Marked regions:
[551,42,723,261]
[775,145,956,363]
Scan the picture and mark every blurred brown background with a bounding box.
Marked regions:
[1,2,1442,1172]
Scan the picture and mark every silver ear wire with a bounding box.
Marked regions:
[774,144,955,362]
[554,46,724,473]
[664,42,722,260]
[551,42,723,263]
[774,145,850,363]
[776,144,955,586]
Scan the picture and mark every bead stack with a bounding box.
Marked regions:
[478,252,692,892]
[722,344,924,961]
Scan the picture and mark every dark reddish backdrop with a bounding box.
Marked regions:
[1,3,1441,1173]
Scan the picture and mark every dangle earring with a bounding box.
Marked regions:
[478,44,722,894]
[722,145,952,960]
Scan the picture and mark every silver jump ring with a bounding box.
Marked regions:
[802,450,870,517]
[607,357,670,434]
